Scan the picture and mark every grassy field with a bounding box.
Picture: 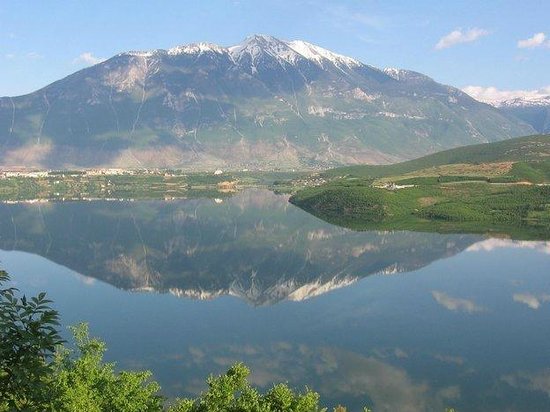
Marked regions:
[290,135,550,240]
[290,181,550,239]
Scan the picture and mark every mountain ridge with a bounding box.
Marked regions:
[0,35,534,170]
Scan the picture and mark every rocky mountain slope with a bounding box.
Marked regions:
[0,35,534,170]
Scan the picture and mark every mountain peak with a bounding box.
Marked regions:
[286,40,360,68]
[243,34,281,43]
[228,34,302,65]
[228,35,362,70]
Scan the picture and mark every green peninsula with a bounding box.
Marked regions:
[290,135,550,240]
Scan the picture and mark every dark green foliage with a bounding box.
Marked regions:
[291,182,550,240]
[0,270,63,410]
[291,184,387,222]
[418,185,550,223]
[51,324,163,412]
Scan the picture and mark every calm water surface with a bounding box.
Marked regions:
[1,189,549,411]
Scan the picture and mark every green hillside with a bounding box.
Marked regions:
[290,135,550,239]
[323,134,550,178]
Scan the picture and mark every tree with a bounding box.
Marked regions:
[51,323,163,412]
[0,270,63,410]
[168,363,324,412]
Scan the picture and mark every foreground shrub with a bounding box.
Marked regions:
[168,363,323,412]
[51,323,163,412]
[0,270,63,410]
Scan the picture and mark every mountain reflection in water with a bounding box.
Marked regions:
[1,189,549,411]
[0,189,480,305]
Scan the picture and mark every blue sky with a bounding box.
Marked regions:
[0,0,548,98]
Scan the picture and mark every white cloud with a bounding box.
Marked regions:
[435,28,490,50]
[517,32,550,49]
[432,291,484,314]
[513,293,550,310]
[466,239,550,254]
[73,52,105,66]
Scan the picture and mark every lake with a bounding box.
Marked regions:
[1,189,549,411]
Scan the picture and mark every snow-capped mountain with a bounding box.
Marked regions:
[498,99,550,133]
[463,86,550,133]
[0,35,534,170]
[123,35,363,70]
[495,95,550,108]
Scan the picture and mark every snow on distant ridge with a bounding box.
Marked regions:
[463,85,550,107]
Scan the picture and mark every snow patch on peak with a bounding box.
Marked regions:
[383,68,402,80]
[122,50,162,58]
[120,42,228,59]
[168,42,227,56]
[383,68,431,82]
[287,40,360,68]
[229,34,285,52]
[229,35,301,63]
[228,35,362,69]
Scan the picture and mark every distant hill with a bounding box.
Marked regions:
[499,105,550,134]
[290,134,550,239]
[0,35,534,170]
[323,134,550,178]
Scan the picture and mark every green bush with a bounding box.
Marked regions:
[51,324,163,412]
[0,270,63,411]
[168,364,323,412]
